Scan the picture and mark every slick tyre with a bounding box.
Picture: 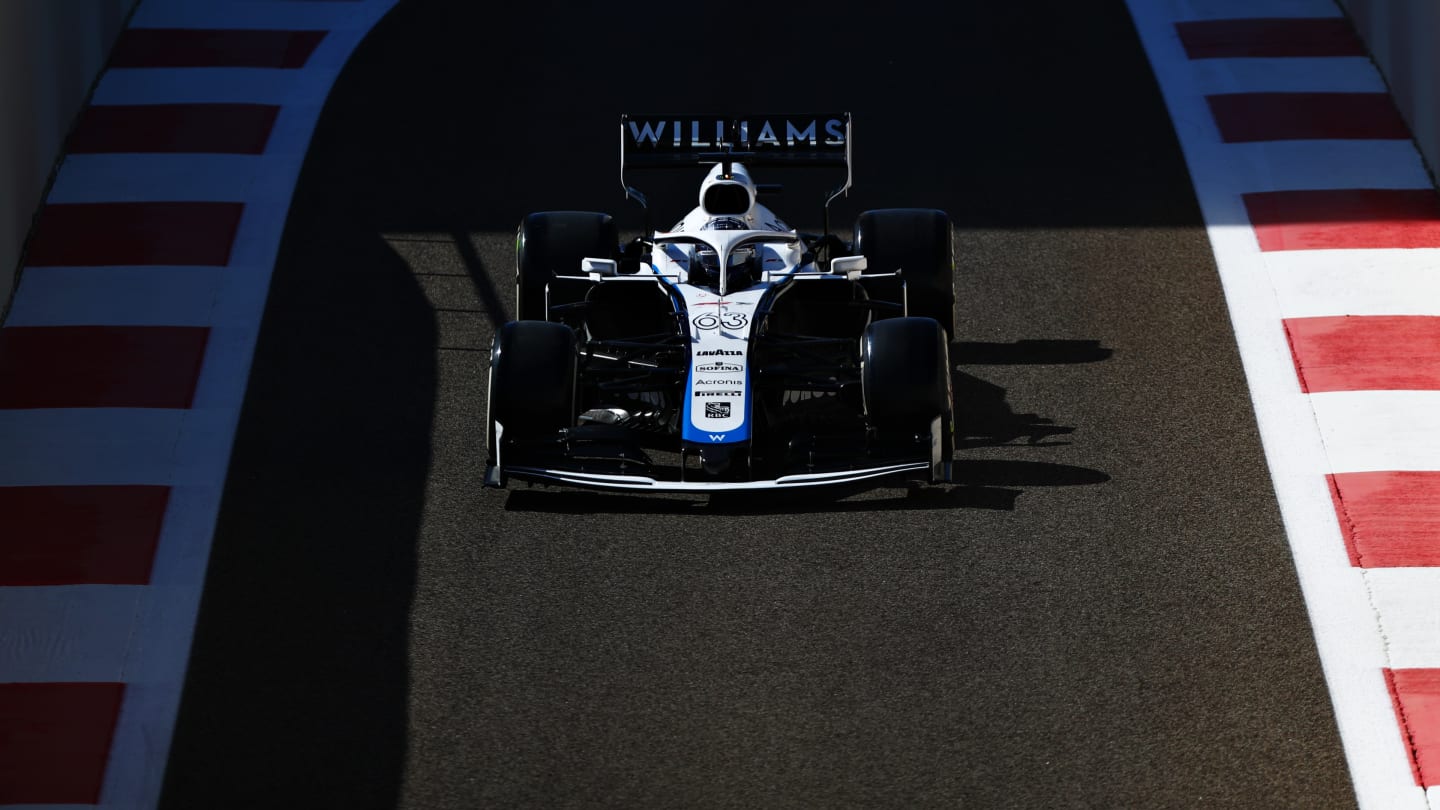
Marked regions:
[486,320,577,461]
[861,316,954,460]
[853,208,956,339]
[515,211,619,322]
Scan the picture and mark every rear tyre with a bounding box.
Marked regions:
[486,320,577,465]
[516,211,618,322]
[853,208,955,339]
[861,316,954,467]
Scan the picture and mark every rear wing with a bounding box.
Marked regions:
[619,113,852,222]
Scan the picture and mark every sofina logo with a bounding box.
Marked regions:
[696,363,741,373]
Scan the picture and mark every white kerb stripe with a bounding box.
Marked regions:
[48,154,263,205]
[1366,568,1440,669]
[131,0,392,31]
[1265,249,1440,319]
[1169,0,1355,21]
[1310,391,1440,473]
[0,409,233,488]
[0,587,144,682]
[1190,57,1386,95]
[5,267,225,327]
[95,67,340,107]
[1215,140,1431,193]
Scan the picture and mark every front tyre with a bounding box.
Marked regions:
[485,320,577,480]
[861,317,954,479]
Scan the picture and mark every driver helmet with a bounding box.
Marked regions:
[691,217,759,289]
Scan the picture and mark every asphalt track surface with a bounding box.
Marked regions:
[159,2,1355,808]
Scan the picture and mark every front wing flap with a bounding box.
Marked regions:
[500,460,932,493]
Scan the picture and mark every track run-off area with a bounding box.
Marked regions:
[4,0,1439,807]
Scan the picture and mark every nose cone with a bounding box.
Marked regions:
[700,442,746,478]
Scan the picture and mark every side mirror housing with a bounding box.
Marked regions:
[830,254,867,281]
[581,257,619,279]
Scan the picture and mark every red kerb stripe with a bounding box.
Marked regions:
[110,28,326,68]
[1207,93,1409,142]
[0,683,125,804]
[25,202,243,267]
[0,326,210,408]
[1284,315,1440,393]
[1176,18,1365,58]
[1329,472,1440,567]
[69,104,280,154]
[0,486,170,584]
[1385,668,1440,787]
[1244,189,1440,251]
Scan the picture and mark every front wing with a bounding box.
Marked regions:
[498,460,934,493]
[484,414,951,494]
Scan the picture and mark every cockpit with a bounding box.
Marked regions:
[689,217,760,289]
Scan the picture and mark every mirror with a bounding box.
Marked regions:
[581,257,619,278]
[830,254,867,281]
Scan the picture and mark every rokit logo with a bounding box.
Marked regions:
[696,363,741,373]
[695,349,741,357]
[704,402,732,419]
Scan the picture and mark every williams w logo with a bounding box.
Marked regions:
[708,434,727,442]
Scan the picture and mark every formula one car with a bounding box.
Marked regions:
[485,113,956,492]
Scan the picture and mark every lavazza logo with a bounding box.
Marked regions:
[696,363,741,373]
[695,349,741,357]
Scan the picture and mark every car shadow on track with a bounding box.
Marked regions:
[954,338,1112,365]
[955,371,1076,450]
[953,340,1112,450]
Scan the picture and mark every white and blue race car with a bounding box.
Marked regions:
[485,113,956,492]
